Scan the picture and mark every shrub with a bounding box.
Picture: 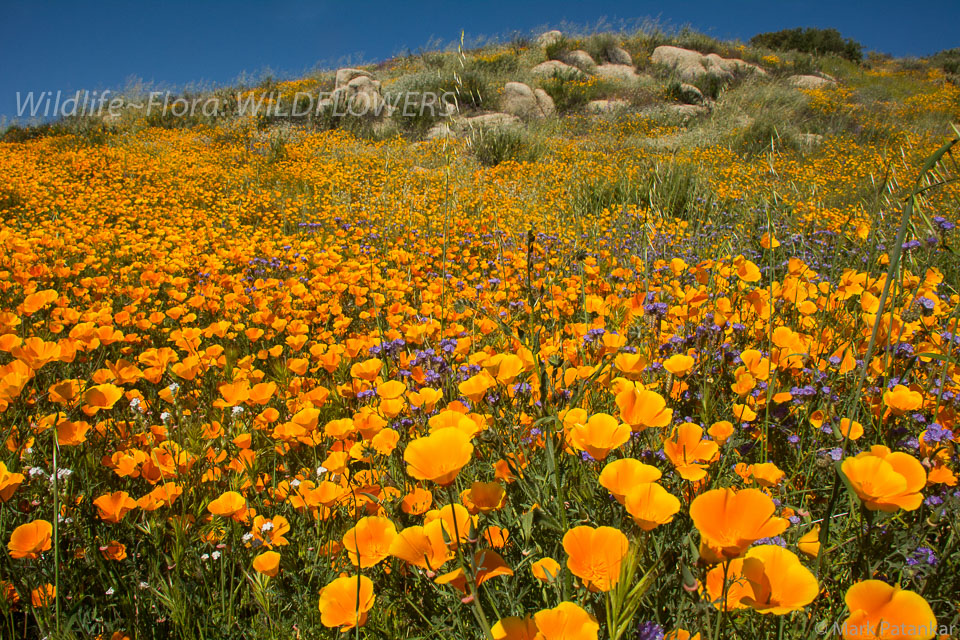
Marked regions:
[539,72,609,113]
[730,117,800,155]
[928,48,960,76]
[467,127,542,166]
[749,27,863,62]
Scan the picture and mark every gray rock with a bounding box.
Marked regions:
[787,74,835,90]
[564,49,596,71]
[652,46,765,83]
[463,113,523,130]
[536,30,563,47]
[798,132,824,148]
[595,64,641,85]
[531,60,585,78]
[335,68,372,89]
[501,82,553,120]
[587,99,630,114]
[665,104,710,121]
[425,122,454,140]
[607,46,633,66]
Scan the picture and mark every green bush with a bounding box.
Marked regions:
[730,118,800,155]
[539,71,610,113]
[750,27,863,62]
[467,127,542,166]
[928,48,960,75]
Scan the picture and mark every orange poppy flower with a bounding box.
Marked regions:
[390,520,454,571]
[624,482,681,531]
[400,487,433,515]
[839,581,937,640]
[838,418,864,440]
[663,423,719,481]
[99,541,127,561]
[616,386,673,431]
[343,516,397,568]
[404,428,474,486]
[598,458,662,504]
[82,383,124,416]
[93,491,138,523]
[533,601,599,640]
[531,557,561,582]
[434,549,513,595]
[207,491,249,521]
[663,354,695,376]
[707,421,734,444]
[252,550,281,577]
[841,445,926,512]
[883,385,923,415]
[8,520,53,559]
[459,371,496,403]
[492,615,540,640]
[705,545,818,614]
[0,462,25,502]
[562,525,629,592]
[569,413,631,461]
[31,584,56,607]
[690,488,789,563]
[467,481,507,513]
[317,575,375,630]
[798,526,821,558]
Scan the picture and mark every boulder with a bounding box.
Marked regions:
[531,60,585,79]
[463,113,523,131]
[587,99,630,114]
[595,64,641,85]
[501,82,554,119]
[564,49,596,71]
[425,123,454,140]
[607,46,633,66]
[651,46,764,82]
[787,74,835,90]
[536,30,563,47]
[664,104,710,121]
[335,68,372,89]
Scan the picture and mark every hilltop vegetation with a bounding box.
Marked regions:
[0,23,959,640]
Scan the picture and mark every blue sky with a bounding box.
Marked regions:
[2,0,958,122]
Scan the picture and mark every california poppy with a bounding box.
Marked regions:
[207,491,249,521]
[690,488,789,563]
[317,575,375,630]
[598,458,662,504]
[252,550,281,577]
[841,445,926,512]
[839,580,937,640]
[616,386,673,431]
[404,429,474,485]
[533,601,599,640]
[562,525,629,592]
[93,491,138,523]
[343,516,397,568]
[624,482,681,531]
[8,520,52,559]
[569,413,631,461]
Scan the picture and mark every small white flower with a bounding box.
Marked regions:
[290,479,301,488]
[139,582,149,589]
[232,406,244,416]
[260,521,273,532]
[316,465,328,477]
[201,553,210,561]
[129,397,142,410]
[105,587,115,596]
[167,383,180,394]
[160,412,171,422]
[57,468,73,480]
[29,467,48,479]
[211,551,221,560]
[242,532,254,542]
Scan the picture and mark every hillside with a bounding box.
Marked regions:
[0,26,959,640]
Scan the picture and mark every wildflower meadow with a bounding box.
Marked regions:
[1,24,959,640]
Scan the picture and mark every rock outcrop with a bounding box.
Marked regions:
[787,75,836,90]
[531,60,585,79]
[536,30,563,47]
[651,46,765,82]
[501,82,555,120]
